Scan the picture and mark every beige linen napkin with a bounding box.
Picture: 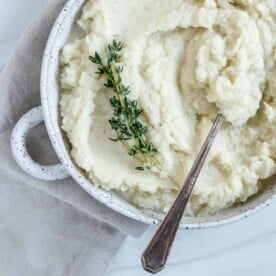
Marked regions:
[0,0,147,275]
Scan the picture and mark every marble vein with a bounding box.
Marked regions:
[0,35,20,43]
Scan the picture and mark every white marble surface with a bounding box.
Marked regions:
[1,1,275,275]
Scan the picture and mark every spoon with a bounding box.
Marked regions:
[141,113,224,274]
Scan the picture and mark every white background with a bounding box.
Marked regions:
[1,1,276,275]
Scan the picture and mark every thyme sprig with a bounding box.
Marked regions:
[89,40,159,171]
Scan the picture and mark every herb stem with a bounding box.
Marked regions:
[89,40,160,171]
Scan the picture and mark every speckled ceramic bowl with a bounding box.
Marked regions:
[11,0,276,228]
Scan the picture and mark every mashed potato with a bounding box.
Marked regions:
[60,0,276,215]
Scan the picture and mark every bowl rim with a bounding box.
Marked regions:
[40,0,276,229]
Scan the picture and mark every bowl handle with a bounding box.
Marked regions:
[11,106,70,181]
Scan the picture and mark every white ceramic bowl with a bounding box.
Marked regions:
[11,0,276,228]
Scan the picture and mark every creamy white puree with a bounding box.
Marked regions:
[60,0,276,215]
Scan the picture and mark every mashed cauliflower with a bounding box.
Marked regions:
[60,0,276,215]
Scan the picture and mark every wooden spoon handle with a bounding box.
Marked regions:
[141,114,224,274]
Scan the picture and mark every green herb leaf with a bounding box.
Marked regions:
[135,166,145,171]
[89,40,159,171]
